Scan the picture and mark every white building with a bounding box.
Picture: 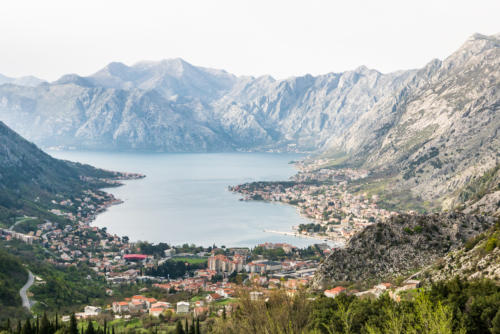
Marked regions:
[176,301,190,314]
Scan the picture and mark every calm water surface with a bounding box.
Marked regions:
[48,151,320,248]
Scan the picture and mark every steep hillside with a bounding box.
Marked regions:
[311,212,496,289]
[326,33,499,210]
[420,219,500,282]
[0,121,128,226]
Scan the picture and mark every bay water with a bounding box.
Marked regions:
[48,151,320,248]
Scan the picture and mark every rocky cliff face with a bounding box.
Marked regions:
[326,33,500,210]
[419,220,500,282]
[311,212,496,289]
[0,60,418,152]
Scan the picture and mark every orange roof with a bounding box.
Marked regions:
[325,286,346,293]
[146,298,157,302]
[118,302,128,306]
[150,308,163,312]
[132,295,146,300]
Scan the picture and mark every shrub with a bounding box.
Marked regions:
[484,237,498,252]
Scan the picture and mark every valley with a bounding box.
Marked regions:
[0,32,498,334]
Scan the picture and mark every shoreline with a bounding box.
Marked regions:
[80,154,333,249]
[263,229,345,248]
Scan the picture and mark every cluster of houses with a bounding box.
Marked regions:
[112,295,172,317]
[324,280,422,301]
[0,227,38,244]
[232,173,398,244]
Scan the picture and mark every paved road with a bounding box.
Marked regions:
[20,270,34,311]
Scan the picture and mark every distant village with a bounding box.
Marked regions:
[230,166,398,244]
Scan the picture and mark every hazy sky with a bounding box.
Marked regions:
[1,0,498,81]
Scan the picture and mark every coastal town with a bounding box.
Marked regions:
[0,160,417,329]
[229,166,398,245]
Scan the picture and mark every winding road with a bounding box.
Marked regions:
[20,270,34,311]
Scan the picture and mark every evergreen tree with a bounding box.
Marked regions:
[17,320,22,334]
[188,322,194,334]
[39,313,51,334]
[21,319,32,334]
[492,309,500,334]
[69,314,78,334]
[195,318,200,334]
[175,320,184,334]
[85,320,95,334]
[4,318,11,331]
[184,318,188,334]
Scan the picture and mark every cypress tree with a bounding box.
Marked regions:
[85,320,95,334]
[21,319,32,334]
[195,318,200,334]
[184,318,188,334]
[69,314,78,334]
[17,320,22,334]
[40,313,50,334]
[175,321,184,334]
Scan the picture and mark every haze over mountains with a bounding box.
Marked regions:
[0,33,494,153]
[0,34,498,212]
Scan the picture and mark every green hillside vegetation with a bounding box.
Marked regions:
[0,239,107,316]
[0,249,29,320]
[459,164,500,203]
[0,121,122,228]
[209,278,500,334]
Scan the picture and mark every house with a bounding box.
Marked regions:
[395,280,421,293]
[250,291,263,301]
[403,280,420,289]
[129,300,146,313]
[151,301,171,309]
[324,286,346,298]
[176,301,190,314]
[194,306,209,318]
[112,301,129,314]
[206,293,224,303]
[149,308,164,317]
[75,305,102,319]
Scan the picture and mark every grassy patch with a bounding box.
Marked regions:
[171,257,207,265]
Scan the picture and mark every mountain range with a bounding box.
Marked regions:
[0,33,498,211]
[0,34,494,154]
